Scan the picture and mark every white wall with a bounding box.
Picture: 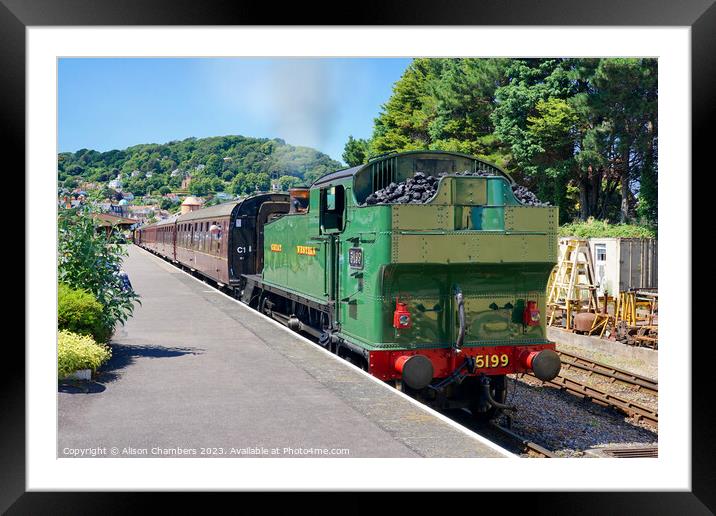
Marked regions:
[559,237,658,295]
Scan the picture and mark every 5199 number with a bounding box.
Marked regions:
[474,354,509,368]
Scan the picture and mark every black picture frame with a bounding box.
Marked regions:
[6,0,708,511]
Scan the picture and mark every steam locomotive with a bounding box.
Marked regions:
[135,150,561,419]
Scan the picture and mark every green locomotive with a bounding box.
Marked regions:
[241,150,561,418]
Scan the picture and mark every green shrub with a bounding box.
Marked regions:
[58,330,112,379]
[58,283,112,343]
[58,208,140,333]
[559,218,657,239]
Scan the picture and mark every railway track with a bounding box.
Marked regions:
[556,349,658,395]
[446,409,557,458]
[525,370,658,429]
[487,421,556,458]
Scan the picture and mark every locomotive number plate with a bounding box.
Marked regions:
[348,247,363,269]
[474,353,509,368]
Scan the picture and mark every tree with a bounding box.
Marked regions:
[588,58,658,222]
[205,155,223,177]
[228,173,246,195]
[189,178,210,197]
[371,58,447,155]
[491,58,657,224]
[369,58,510,166]
[342,136,369,167]
[427,58,509,163]
[277,175,301,191]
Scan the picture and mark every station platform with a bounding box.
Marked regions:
[58,245,510,458]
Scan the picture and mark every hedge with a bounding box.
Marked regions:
[559,218,657,239]
[58,283,112,343]
[58,330,112,379]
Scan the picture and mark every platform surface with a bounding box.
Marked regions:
[58,245,509,458]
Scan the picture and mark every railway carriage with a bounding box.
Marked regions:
[138,215,177,259]
[136,193,290,286]
[136,150,562,419]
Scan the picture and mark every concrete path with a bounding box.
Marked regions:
[58,245,509,458]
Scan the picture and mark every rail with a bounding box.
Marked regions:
[526,371,658,429]
[556,349,658,395]
[487,421,556,458]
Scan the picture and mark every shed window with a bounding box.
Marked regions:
[595,244,606,262]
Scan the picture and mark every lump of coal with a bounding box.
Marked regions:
[360,169,549,207]
[364,171,441,205]
[511,185,550,207]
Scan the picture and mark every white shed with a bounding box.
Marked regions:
[559,237,657,295]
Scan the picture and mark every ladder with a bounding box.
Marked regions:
[547,238,600,330]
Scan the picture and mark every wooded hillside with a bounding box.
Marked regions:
[58,135,342,197]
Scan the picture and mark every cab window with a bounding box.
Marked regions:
[320,185,345,233]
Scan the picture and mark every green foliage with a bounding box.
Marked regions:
[58,283,111,343]
[342,136,370,167]
[159,197,174,210]
[369,58,510,165]
[636,158,657,223]
[188,177,212,196]
[277,175,302,190]
[58,135,341,195]
[57,208,140,336]
[491,58,657,224]
[58,330,112,378]
[559,218,656,239]
[355,57,657,225]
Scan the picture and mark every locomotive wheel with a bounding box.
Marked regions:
[318,331,332,349]
[467,375,507,422]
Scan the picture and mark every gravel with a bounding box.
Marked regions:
[362,171,549,206]
[557,342,658,380]
[496,375,657,458]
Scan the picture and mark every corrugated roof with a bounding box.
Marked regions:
[156,214,181,226]
[91,213,136,227]
[176,201,240,222]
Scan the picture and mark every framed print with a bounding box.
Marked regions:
[6,0,710,511]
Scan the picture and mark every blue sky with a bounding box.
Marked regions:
[58,58,412,163]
